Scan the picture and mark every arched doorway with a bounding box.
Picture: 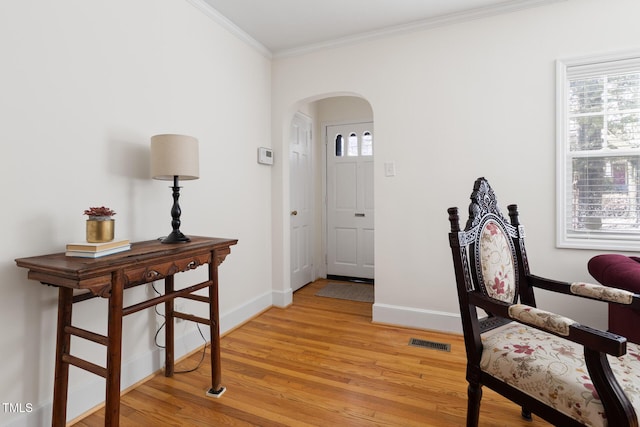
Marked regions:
[288,95,374,292]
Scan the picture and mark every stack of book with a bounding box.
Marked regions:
[65,239,130,258]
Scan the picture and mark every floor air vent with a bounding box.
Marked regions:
[408,338,451,352]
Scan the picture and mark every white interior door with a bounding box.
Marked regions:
[290,113,313,291]
[326,122,374,280]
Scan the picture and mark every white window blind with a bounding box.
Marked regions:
[557,52,640,250]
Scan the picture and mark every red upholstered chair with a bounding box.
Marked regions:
[588,254,640,344]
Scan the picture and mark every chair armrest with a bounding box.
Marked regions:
[468,292,627,356]
[508,304,574,336]
[589,253,640,293]
[570,282,634,304]
[528,274,640,308]
[508,304,626,355]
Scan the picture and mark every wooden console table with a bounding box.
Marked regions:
[15,236,238,427]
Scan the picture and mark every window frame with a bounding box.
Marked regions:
[556,50,640,251]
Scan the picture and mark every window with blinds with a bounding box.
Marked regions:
[557,52,640,250]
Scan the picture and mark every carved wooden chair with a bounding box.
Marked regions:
[447,177,640,426]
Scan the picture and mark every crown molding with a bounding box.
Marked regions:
[187,0,565,60]
[274,0,566,58]
[185,0,272,59]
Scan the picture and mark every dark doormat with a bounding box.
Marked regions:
[315,282,374,303]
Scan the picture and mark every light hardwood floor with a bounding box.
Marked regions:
[73,280,550,426]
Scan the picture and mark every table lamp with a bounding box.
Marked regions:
[150,134,199,243]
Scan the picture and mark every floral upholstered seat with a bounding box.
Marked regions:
[447,178,640,426]
[482,322,640,426]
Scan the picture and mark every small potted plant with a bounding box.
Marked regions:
[84,206,116,243]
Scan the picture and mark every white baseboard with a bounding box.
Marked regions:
[372,303,462,334]
[220,290,273,334]
[271,287,293,308]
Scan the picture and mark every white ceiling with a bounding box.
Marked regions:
[198,0,563,57]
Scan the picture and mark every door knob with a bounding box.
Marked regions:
[291,210,298,216]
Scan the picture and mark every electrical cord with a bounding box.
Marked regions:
[151,282,208,374]
[176,324,208,374]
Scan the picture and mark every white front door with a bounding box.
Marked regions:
[290,113,313,291]
[326,122,374,280]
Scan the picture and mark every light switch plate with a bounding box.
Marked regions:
[384,162,396,177]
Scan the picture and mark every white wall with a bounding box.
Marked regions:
[272,0,640,332]
[315,97,373,124]
[0,1,272,425]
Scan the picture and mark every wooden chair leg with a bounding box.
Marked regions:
[467,382,482,427]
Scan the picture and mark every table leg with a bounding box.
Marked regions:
[206,257,225,397]
[105,271,124,427]
[165,275,175,377]
[52,286,73,427]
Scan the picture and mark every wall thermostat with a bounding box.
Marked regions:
[258,147,274,165]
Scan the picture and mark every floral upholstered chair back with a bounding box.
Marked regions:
[473,217,518,303]
[466,180,520,304]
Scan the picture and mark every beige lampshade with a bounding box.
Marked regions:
[150,134,199,180]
